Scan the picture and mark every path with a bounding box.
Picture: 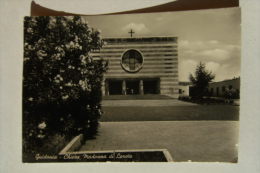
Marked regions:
[80,121,238,162]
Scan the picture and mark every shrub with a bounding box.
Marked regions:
[23,16,107,160]
[178,96,191,102]
[224,89,239,100]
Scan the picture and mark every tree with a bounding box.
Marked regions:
[189,62,215,99]
[23,16,107,158]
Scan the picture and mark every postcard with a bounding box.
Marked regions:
[23,7,240,163]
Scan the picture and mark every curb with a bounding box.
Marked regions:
[59,134,84,155]
[59,136,173,162]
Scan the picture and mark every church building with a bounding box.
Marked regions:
[91,32,179,98]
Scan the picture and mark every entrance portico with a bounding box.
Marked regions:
[105,78,159,95]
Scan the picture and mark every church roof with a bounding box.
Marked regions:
[103,37,177,43]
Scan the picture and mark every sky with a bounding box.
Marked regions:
[84,7,241,82]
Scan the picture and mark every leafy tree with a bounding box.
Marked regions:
[189,62,215,99]
[23,16,107,158]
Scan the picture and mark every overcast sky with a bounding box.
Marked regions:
[84,7,241,82]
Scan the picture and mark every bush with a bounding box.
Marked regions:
[179,95,226,105]
[178,96,191,102]
[224,89,239,100]
[23,16,108,160]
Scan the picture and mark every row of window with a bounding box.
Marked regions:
[210,85,234,93]
[209,85,239,97]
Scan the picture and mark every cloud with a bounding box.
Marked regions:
[179,40,240,62]
[179,40,189,47]
[179,60,219,81]
[178,40,240,81]
[201,49,230,61]
[205,61,220,72]
[179,40,204,51]
[122,23,150,35]
[179,59,197,81]
[209,40,219,44]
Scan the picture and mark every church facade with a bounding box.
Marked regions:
[91,36,179,97]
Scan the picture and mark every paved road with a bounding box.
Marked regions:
[80,121,238,162]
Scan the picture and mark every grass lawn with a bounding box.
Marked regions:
[103,94,173,100]
[101,105,239,121]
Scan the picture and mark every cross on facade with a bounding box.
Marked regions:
[128,29,135,38]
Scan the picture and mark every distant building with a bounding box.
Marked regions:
[178,82,192,96]
[208,77,240,98]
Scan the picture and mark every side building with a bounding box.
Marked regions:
[208,77,240,98]
[91,37,179,97]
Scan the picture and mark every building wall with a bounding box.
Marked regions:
[208,78,240,97]
[178,85,190,96]
[91,37,179,96]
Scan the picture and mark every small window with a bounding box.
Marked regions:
[165,67,173,69]
[222,86,226,92]
[216,87,219,96]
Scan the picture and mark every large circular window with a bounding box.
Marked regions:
[121,49,143,73]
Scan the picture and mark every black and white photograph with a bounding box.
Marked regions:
[22,6,240,162]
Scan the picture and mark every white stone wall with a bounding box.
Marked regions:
[178,85,190,96]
